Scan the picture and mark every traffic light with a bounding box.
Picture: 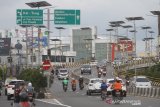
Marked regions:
[47,49,51,56]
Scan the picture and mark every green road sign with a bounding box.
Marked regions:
[54,9,80,25]
[16,9,43,25]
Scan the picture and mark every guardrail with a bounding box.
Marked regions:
[127,87,160,99]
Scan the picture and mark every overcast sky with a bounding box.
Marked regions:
[0,0,160,53]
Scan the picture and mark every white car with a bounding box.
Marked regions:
[86,78,103,95]
[4,77,17,95]
[57,68,69,80]
[7,80,24,100]
[106,78,127,97]
[131,76,152,88]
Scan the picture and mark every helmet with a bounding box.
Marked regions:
[102,80,106,83]
[80,76,83,78]
[28,82,32,87]
[64,77,67,80]
[72,78,75,80]
[115,77,119,80]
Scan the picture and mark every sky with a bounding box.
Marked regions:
[0,0,160,54]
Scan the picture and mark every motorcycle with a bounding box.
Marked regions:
[14,88,21,103]
[28,92,34,102]
[112,90,123,104]
[63,84,68,92]
[72,84,76,91]
[126,80,130,86]
[79,83,84,90]
[98,72,102,78]
[101,90,107,101]
[102,71,107,77]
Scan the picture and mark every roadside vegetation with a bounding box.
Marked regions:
[18,68,47,92]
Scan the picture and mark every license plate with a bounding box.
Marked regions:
[116,92,120,94]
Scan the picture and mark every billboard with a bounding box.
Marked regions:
[0,38,11,56]
[117,40,133,52]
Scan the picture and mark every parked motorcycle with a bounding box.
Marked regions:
[72,84,76,91]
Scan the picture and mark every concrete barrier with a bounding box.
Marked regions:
[151,88,156,98]
[155,88,160,98]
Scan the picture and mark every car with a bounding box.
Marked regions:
[90,60,98,66]
[4,77,17,95]
[7,80,25,100]
[86,78,103,95]
[57,68,69,80]
[106,78,127,97]
[131,76,152,88]
[81,64,92,74]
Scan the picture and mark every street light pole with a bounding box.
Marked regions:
[149,31,155,57]
[106,28,114,62]
[55,27,66,65]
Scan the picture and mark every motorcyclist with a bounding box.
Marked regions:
[111,77,122,97]
[125,75,130,80]
[62,78,69,87]
[79,76,84,89]
[27,83,34,93]
[71,78,76,85]
[79,76,84,85]
[71,78,76,91]
[100,80,108,92]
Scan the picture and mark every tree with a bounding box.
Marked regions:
[18,68,47,92]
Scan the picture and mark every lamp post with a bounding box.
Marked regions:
[142,26,151,57]
[129,29,137,77]
[148,31,155,56]
[126,17,144,56]
[106,28,114,62]
[109,21,125,60]
[121,25,132,68]
[150,11,160,58]
[55,27,66,65]
[26,1,51,67]
[51,39,61,65]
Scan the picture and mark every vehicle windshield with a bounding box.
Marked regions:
[60,70,68,73]
[136,78,149,82]
[9,81,24,85]
[91,80,102,83]
[82,65,90,68]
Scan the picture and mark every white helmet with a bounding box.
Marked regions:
[80,76,83,78]
[28,82,32,87]
[115,77,119,80]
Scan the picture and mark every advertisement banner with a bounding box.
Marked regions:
[0,38,11,56]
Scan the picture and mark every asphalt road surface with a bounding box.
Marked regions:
[48,65,160,107]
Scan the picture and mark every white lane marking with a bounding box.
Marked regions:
[36,99,72,107]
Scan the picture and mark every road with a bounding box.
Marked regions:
[49,65,160,107]
[1,65,160,107]
[0,92,66,107]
